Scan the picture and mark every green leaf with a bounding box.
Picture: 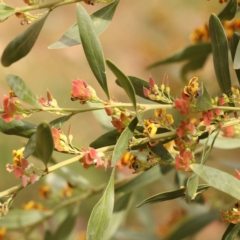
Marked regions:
[52,207,78,240]
[6,74,41,107]
[166,211,220,240]
[186,174,199,204]
[76,4,109,99]
[90,129,120,149]
[230,32,240,84]
[49,114,74,129]
[191,164,240,200]
[49,0,119,49]
[218,0,237,21]
[150,142,174,163]
[104,193,132,240]
[111,117,138,165]
[209,14,232,96]
[87,167,115,240]
[23,133,37,158]
[222,223,240,240]
[115,165,162,194]
[136,184,209,208]
[106,60,136,109]
[196,83,213,111]
[0,118,36,138]
[36,122,54,168]
[0,4,15,21]
[201,131,219,164]
[136,188,185,208]
[147,43,211,69]
[180,55,209,81]
[1,13,49,67]
[44,231,52,240]
[0,210,48,229]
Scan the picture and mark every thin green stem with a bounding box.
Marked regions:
[212,105,240,111]
[15,0,83,12]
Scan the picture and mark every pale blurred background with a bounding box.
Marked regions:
[0,0,239,239]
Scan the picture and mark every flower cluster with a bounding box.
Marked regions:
[71,79,102,104]
[52,126,80,154]
[80,147,108,170]
[6,148,43,187]
[105,99,134,132]
[190,19,240,43]
[221,202,240,224]
[143,76,173,103]
[22,201,48,211]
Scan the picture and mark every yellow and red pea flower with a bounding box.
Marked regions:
[39,185,51,199]
[0,227,6,240]
[22,201,47,211]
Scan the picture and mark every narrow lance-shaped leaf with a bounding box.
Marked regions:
[0,4,15,21]
[106,60,137,109]
[76,4,109,99]
[218,0,237,21]
[136,184,209,208]
[1,13,49,67]
[230,32,240,84]
[147,43,212,69]
[222,223,240,240]
[87,167,115,240]
[6,74,41,107]
[49,0,119,49]
[180,55,209,82]
[36,122,54,168]
[196,83,213,111]
[209,14,232,96]
[150,142,174,163]
[111,117,138,165]
[191,164,240,200]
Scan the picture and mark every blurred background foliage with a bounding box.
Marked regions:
[0,0,240,239]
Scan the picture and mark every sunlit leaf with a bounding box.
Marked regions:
[76,4,109,99]
[52,206,78,240]
[166,211,220,240]
[191,164,240,200]
[90,129,120,149]
[0,118,36,138]
[106,60,136,109]
[111,117,138,165]
[196,83,213,111]
[218,0,237,21]
[36,122,54,168]
[147,43,211,69]
[230,32,240,84]
[104,193,132,240]
[87,167,115,240]
[0,4,15,21]
[1,13,49,67]
[6,74,41,107]
[209,14,232,96]
[49,0,119,49]
[186,174,199,204]
[115,165,162,194]
[222,223,240,240]
[0,210,48,229]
